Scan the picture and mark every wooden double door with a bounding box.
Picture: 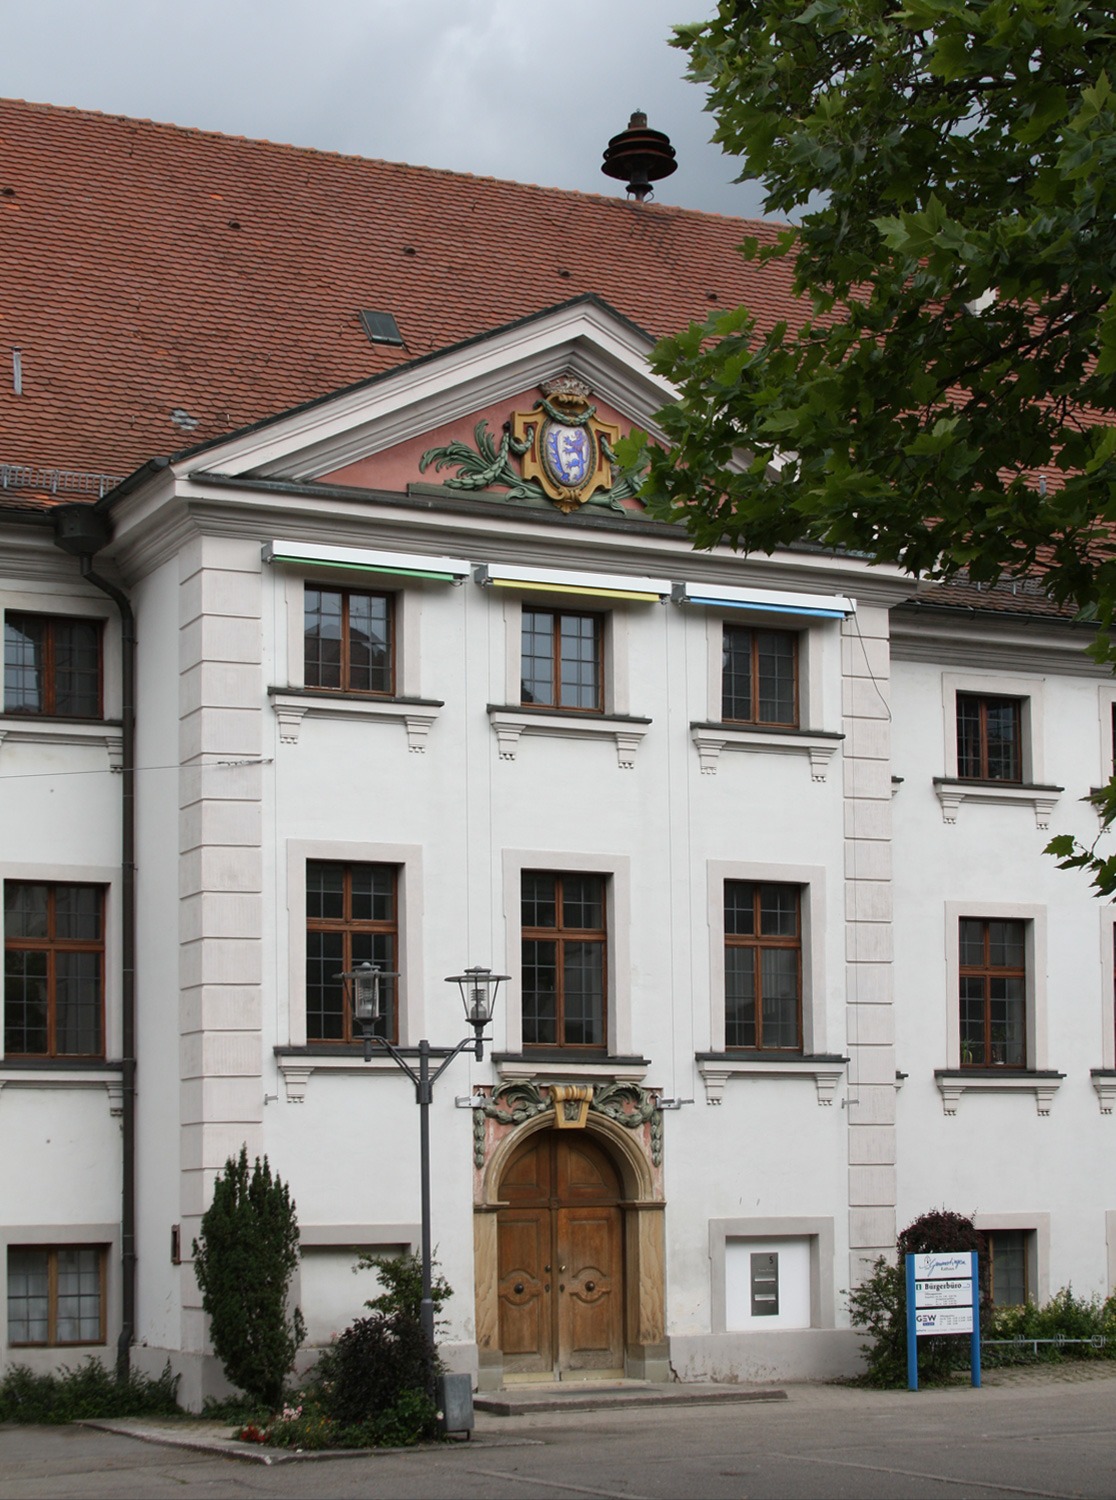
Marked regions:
[497,1131,625,1378]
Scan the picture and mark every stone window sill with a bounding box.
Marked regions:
[0,1061,123,1114]
[268,688,443,751]
[1091,1070,1116,1114]
[486,705,651,769]
[0,716,123,770]
[492,1052,649,1084]
[275,1046,418,1102]
[689,723,843,780]
[932,778,1063,829]
[934,1069,1065,1115]
[695,1053,848,1105]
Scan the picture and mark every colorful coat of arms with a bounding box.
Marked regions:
[419,375,643,514]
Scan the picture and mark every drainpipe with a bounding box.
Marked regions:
[52,505,136,1378]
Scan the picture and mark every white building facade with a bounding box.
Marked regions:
[3,298,1115,1407]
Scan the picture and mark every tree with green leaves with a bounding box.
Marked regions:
[619,0,1116,888]
[193,1148,305,1408]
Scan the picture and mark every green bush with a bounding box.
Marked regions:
[314,1312,436,1434]
[358,1250,453,1324]
[0,1358,179,1423]
[248,1386,435,1450]
[235,1313,438,1451]
[192,1147,305,1408]
[848,1210,986,1388]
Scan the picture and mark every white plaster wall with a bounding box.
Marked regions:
[891,653,1116,1302]
[17,472,1116,1393]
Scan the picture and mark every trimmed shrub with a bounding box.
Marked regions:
[192,1146,305,1407]
[0,1358,179,1423]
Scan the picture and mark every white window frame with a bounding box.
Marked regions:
[708,1216,836,1333]
[935,672,1061,826]
[501,591,631,716]
[706,861,828,1056]
[1100,685,1116,777]
[1,593,121,769]
[281,567,423,699]
[938,902,1060,1115]
[0,865,120,1064]
[488,594,652,768]
[1,590,119,718]
[1,1224,119,1355]
[698,862,842,1104]
[284,840,425,1051]
[973,1213,1050,1306]
[689,613,843,780]
[706,612,823,730]
[1095,908,1116,1113]
[941,671,1045,783]
[501,849,632,1060]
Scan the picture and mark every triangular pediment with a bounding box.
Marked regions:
[178,299,677,513]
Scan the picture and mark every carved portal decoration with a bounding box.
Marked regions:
[418,375,646,514]
[472,1092,668,1389]
[471,1081,663,1169]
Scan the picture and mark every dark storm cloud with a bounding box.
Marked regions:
[0,0,770,221]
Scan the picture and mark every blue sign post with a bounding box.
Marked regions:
[905,1250,981,1391]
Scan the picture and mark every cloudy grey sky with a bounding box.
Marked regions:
[0,0,769,221]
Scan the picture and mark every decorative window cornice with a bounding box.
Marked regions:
[932,777,1062,828]
[0,717,123,770]
[695,1052,847,1106]
[487,705,650,768]
[268,688,442,751]
[1091,1069,1116,1115]
[689,722,842,779]
[934,1069,1064,1116]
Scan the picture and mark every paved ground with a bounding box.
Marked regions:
[2,1363,1115,1500]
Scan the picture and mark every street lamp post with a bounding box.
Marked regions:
[336,962,509,1375]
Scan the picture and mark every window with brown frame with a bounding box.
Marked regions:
[305,862,397,1043]
[6,1245,107,1346]
[304,587,393,695]
[722,626,797,726]
[3,613,102,718]
[959,918,1026,1068]
[987,1230,1029,1307]
[4,883,104,1058]
[724,882,802,1050]
[521,610,602,712]
[521,872,606,1047]
[956,694,1022,781]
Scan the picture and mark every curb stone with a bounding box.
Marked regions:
[79,1419,542,1464]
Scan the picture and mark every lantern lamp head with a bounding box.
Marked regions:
[446,966,508,1037]
[335,961,398,1028]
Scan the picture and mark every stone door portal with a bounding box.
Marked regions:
[496,1130,624,1379]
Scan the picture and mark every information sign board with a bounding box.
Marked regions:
[915,1306,973,1334]
[905,1250,981,1391]
[913,1278,971,1308]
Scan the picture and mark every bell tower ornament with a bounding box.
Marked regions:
[511,377,620,513]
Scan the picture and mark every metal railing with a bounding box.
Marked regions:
[983,1334,1109,1357]
[0,464,123,497]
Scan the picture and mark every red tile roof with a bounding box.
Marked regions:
[0,97,798,486]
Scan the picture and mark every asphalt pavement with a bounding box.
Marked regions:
[1,1363,1114,1500]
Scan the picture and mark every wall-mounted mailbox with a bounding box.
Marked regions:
[751,1251,779,1316]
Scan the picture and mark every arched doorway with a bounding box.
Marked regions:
[497,1130,625,1379]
